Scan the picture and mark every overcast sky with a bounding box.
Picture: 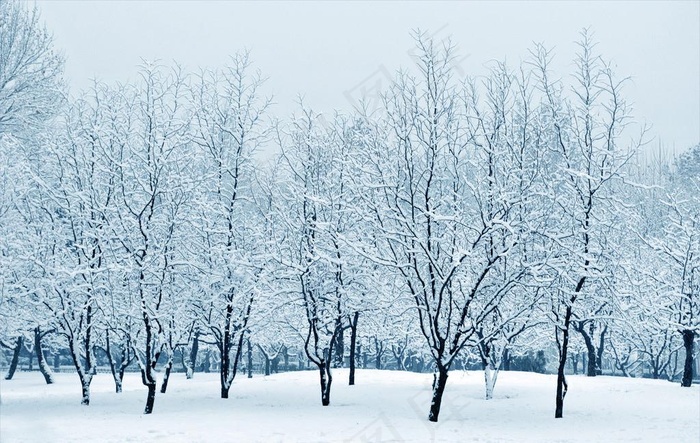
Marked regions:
[36,1,700,153]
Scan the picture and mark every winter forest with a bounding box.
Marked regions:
[1,1,699,441]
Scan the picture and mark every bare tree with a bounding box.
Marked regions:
[532,30,644,418]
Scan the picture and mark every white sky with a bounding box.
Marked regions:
[36,1,700,153]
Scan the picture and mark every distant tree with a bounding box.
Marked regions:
[0,0,64,140]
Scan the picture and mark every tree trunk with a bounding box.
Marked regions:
[571,352,579,375]
[334,319,344,368]
[374,338,383,369]
[349,312,359,385]
[247,339,253,378]
[80,378,92,405]
[115,371,123,393]
[555,307,572,418]
[34,328,54,384]
[5,336,23,380]
[596,326,607,375]
[484,361,499,400]
[681,329,695,387]
[160,356,173,393]
[428,366,449,422]
[318,362,333,406]
[144,383,157,414]
[106,334,123,393]
[575,322,598,377]
[186,331,199,379]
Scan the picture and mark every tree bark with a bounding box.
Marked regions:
[318,362,333,406]
[681,329,695,387]
[349,312,359,385]
[144,383,157,414]
[160,356,173,393]
[334,318,344,368]
[596,325,607,375]
[5,336,23,380]
[555,307,572,418]
[574,321,598,377]
[34,328,54,384]
[428,366,449,422]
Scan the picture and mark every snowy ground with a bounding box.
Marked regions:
[1,369,698,442]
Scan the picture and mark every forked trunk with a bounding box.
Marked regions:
[484,363,499,400]
[318,363,333,406]
[428,366,448,422]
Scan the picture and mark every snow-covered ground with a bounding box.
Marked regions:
[1,369,698,442]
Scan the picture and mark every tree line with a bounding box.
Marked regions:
[0,0,698,422]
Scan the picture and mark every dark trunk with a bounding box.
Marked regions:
[247,339,253,378]
[220,304,234,398]
[5,336,23,380]
[160,357,173,393]
[144,383,157,414]
[596,326,607,375]
[681,329,695,387]
[575,321,598,377]
[318,362,333,406]
[349,312,359,385]
[555,306,572,418]
[428,366,449,422]
[334,318,344,368]
[34,328,53,384]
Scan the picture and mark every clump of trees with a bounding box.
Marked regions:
[1,0,698,423]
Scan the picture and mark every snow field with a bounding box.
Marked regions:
[1,369,698,442]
